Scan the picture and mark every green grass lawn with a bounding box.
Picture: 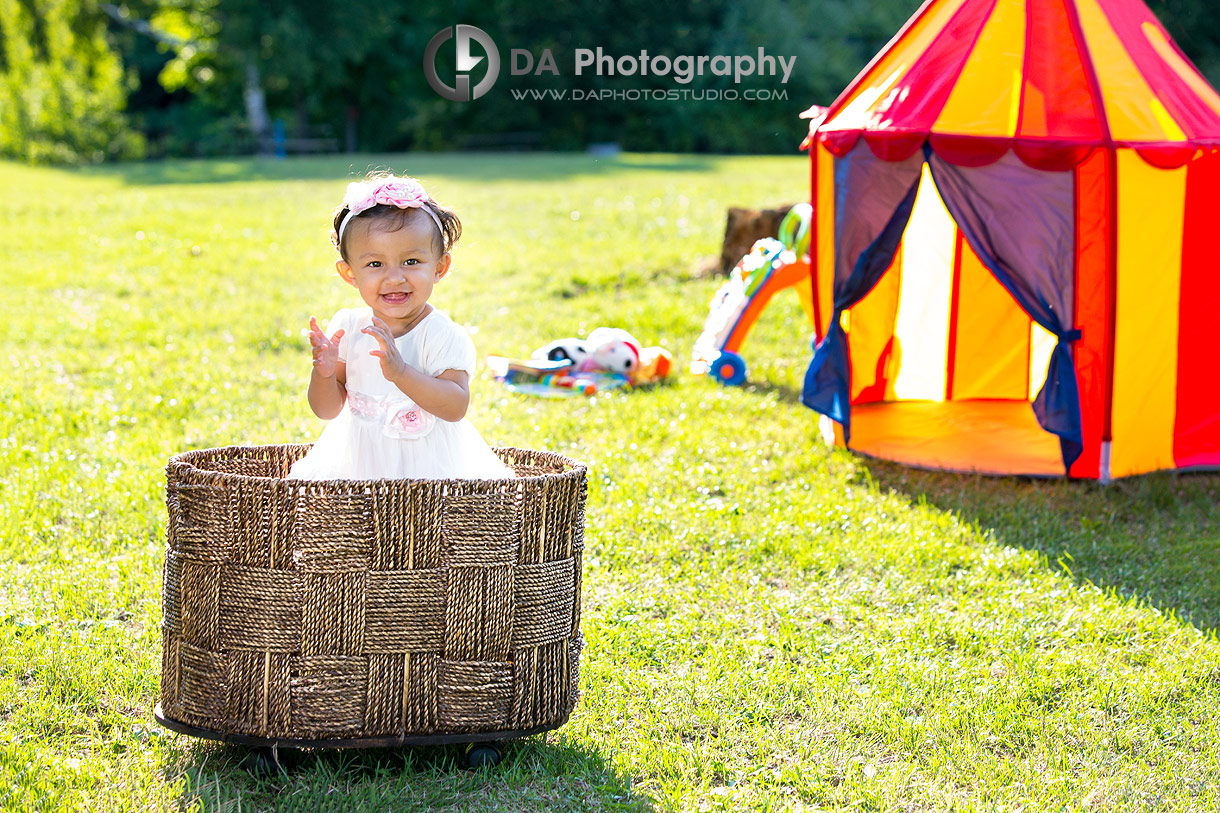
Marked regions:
[2,153,1219,811]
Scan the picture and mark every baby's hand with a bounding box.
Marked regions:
[309,316,344,379]
[364,317,410,382]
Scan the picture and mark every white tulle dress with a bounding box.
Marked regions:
[288,306,513,481]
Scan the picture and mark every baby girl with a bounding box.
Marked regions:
[288,174,512,481]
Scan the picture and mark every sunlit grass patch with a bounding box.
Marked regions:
[2,153,1219,811]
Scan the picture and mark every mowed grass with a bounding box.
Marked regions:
[1,152,1219,811]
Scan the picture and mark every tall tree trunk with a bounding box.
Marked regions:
[243,59,270,150]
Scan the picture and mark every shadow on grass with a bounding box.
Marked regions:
[79,151,718,186]
[859,458,1220,633]
[739,379,806,406]
[736,369,1220,631]
[164,733,648,811]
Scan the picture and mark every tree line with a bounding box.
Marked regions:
[2,0,1218,164]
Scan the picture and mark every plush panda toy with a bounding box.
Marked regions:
[576,328,641,375]
[531,337,589,366]
[531,328,642,376]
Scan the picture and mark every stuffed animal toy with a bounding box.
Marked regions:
[532,328,644,375]
[524,328,673,390]
[575,327,641,375]
[633,346,674,385]
[532,337,588,366]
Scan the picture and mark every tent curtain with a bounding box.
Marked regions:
[924,147,1084,471]
[802,143,923,439]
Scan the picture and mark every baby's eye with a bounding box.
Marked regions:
[367,261,382,268]
[404,258,420,266]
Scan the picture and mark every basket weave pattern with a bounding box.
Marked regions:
[160,445,586,741]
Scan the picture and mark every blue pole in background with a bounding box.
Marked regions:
[273,119,286,159]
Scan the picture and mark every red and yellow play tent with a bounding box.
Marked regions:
[801,0,1220,480]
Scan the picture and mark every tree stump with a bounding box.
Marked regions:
[706,204,798,277]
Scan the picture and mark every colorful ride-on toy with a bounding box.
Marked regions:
[709,350,748,386]
[691,204,816,387]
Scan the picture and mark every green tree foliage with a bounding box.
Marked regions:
[134,0,423,154]
[7,0,1220,161]
[0,0,142,163]
[106,0,923,156]
[371,0,921,153]
[1151,0,1220,84]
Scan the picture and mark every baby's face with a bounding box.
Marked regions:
[338,215,450,335]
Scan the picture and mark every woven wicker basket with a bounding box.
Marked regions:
[156,444,586,747]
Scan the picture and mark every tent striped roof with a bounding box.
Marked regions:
[806,0,1220,169]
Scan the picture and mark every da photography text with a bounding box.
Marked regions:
[423,24,798,103]
[513,47,797,85]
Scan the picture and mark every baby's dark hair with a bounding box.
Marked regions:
[330,175,461,261]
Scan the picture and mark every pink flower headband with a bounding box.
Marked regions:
[337,177,444,245]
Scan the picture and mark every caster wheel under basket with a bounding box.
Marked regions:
[464,742,502,769]
[243,745,288,777]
